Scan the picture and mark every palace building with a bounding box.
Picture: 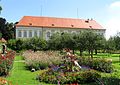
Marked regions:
[16,16,105,40]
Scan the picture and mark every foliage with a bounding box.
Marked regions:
[78,57,113,73]
[23,37,48,51]
[7,39,23,52]
[38,69,101,84]
[48,33,76,52]
[0,51,15,76]
[23,50,62,70]
[0,18,15,40]
[48,31,105,57]
[7,37,48,52]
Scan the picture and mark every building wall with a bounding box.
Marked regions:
[16,27,42,38]
[16,26,105,40]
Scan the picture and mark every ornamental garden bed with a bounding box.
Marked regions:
[0,50,15,76]
[22,50,114,84]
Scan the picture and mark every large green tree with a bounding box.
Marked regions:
[82,30,103,58]
[0,18,15,40]
[75,31,87,56]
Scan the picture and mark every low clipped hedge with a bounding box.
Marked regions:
[38,69,101,84]
[78,57,113,73]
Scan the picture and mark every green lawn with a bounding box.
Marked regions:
[5,53,120,85]
[6,56,51,85]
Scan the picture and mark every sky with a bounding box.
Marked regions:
[0,0,120,39]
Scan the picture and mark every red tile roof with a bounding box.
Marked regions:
[16,16,105,30]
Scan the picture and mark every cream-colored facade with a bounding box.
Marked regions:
[16,26,105,40]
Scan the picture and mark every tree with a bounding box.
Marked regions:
[94,35,106,54]
[83,30,100,58]
[61,33,76,54]
[104,37,116,53]
[23,37,47,52]
[48,33,62,50]
[75,31,87,56]
[114,32,120,50]
[0,18,15,40]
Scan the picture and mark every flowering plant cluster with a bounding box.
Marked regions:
[0,77,13,85]
[38,68,101,84]
[38,50,101,84]
[0,51,15,76]
[78,57,113,73]
[23,50,62,70]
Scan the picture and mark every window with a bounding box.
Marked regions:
[18,30,22,37]
[34,31,37,37]
[39,31,41,37]
[47,31,50,38]
[29,31,32,37]
[24,31,27,37]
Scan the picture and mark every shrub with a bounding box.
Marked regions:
[22,37,48,51]
[23,50,62,70]
[38,69,101,84]
[7,37,48,52]
[78,57,113,73]
[0,50,15,76]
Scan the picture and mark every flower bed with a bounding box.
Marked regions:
[0,51,15,76]
[23,50,62,70]
[38,69,101,84]
[78,57,113,73]
[37,50,101,84]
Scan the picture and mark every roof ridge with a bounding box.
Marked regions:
[23,16,88,20]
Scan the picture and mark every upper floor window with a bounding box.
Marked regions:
[18,30,22,37]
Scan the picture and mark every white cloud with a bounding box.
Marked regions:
[105,1,120,39]
[105,17,120,39]
[109,1,120,14]
[110,1,120,8]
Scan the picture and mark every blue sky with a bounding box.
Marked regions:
[0,0,120,39]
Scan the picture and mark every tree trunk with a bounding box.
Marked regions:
[95,49,97,55]
[80,50,83,56]
[72,48,75,54]
[88,50,90,56]
[91,50,93,58]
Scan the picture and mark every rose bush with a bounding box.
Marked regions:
[0,51,15,76]
[38,69,101,84]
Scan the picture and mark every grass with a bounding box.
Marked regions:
[6,56,51,85]
[4,52,120,85]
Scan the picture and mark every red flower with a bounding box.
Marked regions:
[2,56,6,60]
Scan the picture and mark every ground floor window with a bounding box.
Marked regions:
[18,30,22,37]
[29,30,32,37]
